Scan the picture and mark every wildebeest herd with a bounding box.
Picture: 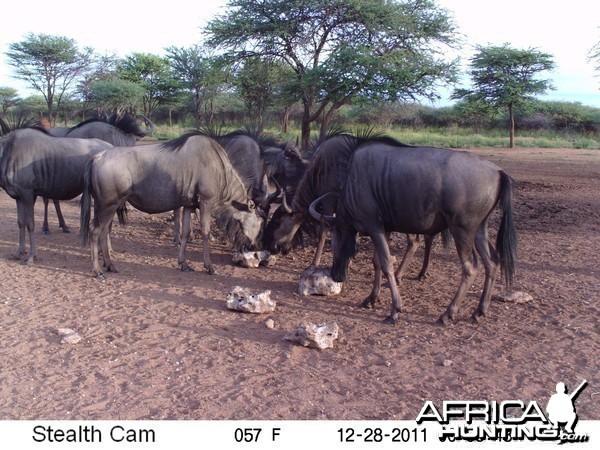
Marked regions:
[0,117,517,326]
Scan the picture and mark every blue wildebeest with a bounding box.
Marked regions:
[80,132,266,280]
[263,133,444,304]
[43,114,155,233]
[0,128,113,264]
[172,130,276,244]
[309,136,517,325]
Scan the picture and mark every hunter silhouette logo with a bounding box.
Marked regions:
[546,380,587,435]
[416,379,590,443]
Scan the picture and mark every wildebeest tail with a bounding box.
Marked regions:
[80,156,95,246]
[496,171,517,287]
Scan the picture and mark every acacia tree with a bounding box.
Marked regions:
[165,45,229,127]
[206,0,458,149]
[0,87,20,115]
[235,57,294,133]
[118,53,181,118]
[589,38,600,81]
[452,44,555,148]
[5,33,94,122]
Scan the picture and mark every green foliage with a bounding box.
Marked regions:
[5,33,94,117]
[452,43,556,147]
[118,53,180,116]
[88,79,145,114]
[0,87,20,114]
[453,44,556,107]
[165,45,230,127]
[206,0,458,147]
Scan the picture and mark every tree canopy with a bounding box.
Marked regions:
[5,33,94,121]
[206,0,459,148]
[452,44,555,147]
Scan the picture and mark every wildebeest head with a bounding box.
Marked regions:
[263,204,305,254]
[216,200,266,251]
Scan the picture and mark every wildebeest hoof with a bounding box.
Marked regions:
[179,264,195,272]
[359,297,377,309]
[94,273,107,281]
[106,265,118,273]
[471,309,486,324]
[436,313,454,326]
[42,229,50,235]
[21,257,35,266]
[416,271,429,281]
[61,227,71,234]
[205,266,217,275]
[382,315,398,325]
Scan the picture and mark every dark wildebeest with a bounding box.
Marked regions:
[309,136,517,325]
[43,114,155,233]
[263,133,443,304]
[0,128,113,264]
[80,132,265,279]
[172,130,275,244]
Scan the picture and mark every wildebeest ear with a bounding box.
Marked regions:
[247,200,256,211]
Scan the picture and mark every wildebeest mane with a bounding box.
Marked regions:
[67,114,148,138]
[158,131,203,152]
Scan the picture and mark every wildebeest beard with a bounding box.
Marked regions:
[214,201,264,251]
[330,226,357,282]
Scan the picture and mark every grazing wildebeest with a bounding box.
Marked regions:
[309,136,517,325]
[263,133,443,304]
[172,130,275,244]
[43,114,155,233]
[0,128,113,264]
[80,132,265,279]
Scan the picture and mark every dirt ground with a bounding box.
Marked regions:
[0,147,598,421]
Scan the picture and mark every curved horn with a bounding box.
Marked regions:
[308,192,337,226]
[139,115,155,136]
[261,177,282,210]
[281,189,292,214]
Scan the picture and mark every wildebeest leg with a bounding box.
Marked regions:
[42,197,50,234]
[369,232,402,324]
[362,232,391,308]
[394,233,421,281]
[471,222,499,323]
[53,200,70,233]
[42,198,70,234]
[361,252,382,308]
[90,208,117,279]
[416,235,434,280]
[198,200,217,274]
[310,226,328,266]
[177,206,194,272]
[173,207,182,244]
[14,197,36,264]
[437,229,479,325]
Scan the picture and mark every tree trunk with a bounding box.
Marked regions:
[281,106,289,134]
[319,105,339,140]
[300,101,312,151]
[508,103,515,148]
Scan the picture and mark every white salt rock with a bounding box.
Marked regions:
[299,266,343,296]
[283,322,339,350]
[226,286,276,313]
[232,250,276,268]
[57,328,82,344]
[493,291,533,304]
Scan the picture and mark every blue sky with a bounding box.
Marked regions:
[1,0,599,107]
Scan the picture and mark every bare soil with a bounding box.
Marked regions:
[0,147,598,420]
